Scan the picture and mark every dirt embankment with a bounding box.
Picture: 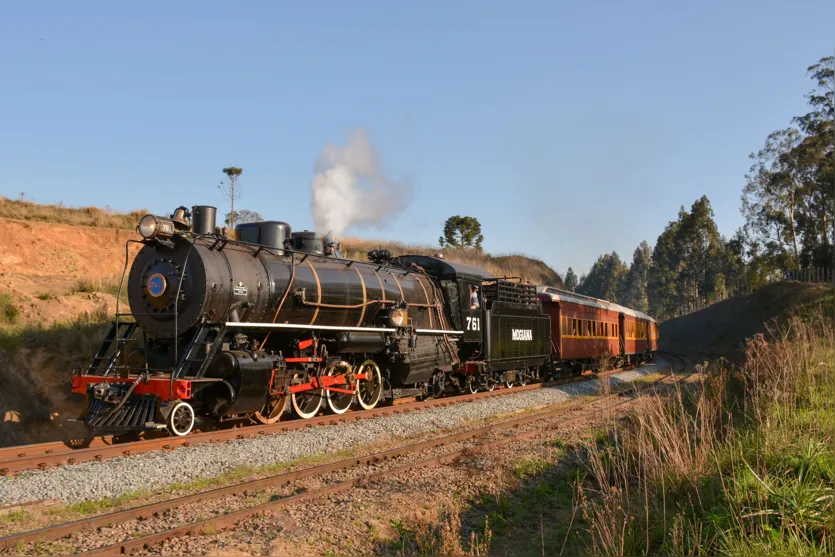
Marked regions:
[0,218,143,446]
[660,281,834,364]
[0,218,141,324]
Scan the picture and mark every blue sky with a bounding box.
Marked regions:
[1,1,833,276]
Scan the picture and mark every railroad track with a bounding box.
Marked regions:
[0,366,638,475]
[1,367,693,555]
[658,350,690,375]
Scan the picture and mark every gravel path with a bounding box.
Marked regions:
[0,362,662,506]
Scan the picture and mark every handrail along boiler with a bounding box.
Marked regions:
[71,204,657,437]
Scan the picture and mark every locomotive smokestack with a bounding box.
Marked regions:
[310,128,411,239]
[191,206,217,235]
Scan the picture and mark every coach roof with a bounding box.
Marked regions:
[536,286,656,324]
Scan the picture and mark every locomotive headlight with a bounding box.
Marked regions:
[388,308,408,328]
[137,214,175,241]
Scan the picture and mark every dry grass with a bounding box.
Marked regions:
[387,503,493,556]
[574,306,835,555]
[71,276,125,299]
[0,196,146,229]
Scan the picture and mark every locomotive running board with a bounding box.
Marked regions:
[225,322,463,335]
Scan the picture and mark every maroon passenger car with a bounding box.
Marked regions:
[536,286,657,372]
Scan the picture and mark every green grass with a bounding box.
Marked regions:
[513,458,551,479]
[0,291,19,324]
[35,292,55,301]
[0,305,111,354]
[466,463,588,555]
[0,510,27,523]
[71,277,124,298]
[573,309,835,556]
[58,447,360,518]
[68,491,146,515]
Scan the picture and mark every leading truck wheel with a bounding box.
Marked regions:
[167,401,195,437]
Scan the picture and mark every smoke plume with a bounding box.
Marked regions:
[310,129,411,239]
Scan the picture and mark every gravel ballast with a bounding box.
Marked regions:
[0,362,662,506]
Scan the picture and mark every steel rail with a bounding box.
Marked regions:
[0,366,633,475]
[78,371,691,556]
[1,369,686,553]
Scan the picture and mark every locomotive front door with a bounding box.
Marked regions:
[460,281,483,342]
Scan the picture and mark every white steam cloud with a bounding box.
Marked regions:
[310,129,411,239]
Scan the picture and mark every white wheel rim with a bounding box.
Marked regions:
[356,360,382,410]
[505,380,514,389]
[168,401,195,436]
[326,362,354,415]
[486,382,495,391]
[467,379,479,394]
[291,373,323,419]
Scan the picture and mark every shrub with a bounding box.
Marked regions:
[0,292,19,324]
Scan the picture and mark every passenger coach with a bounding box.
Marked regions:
[536,286,657,372]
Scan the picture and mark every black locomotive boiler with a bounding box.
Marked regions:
[72,204,552,436]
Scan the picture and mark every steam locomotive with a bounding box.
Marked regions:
[71,204,656,437]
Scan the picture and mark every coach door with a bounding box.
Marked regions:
[460,281,483,342]
[618,313,626,356]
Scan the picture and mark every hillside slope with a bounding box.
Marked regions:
[660,281,834,364]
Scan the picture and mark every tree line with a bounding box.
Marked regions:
[568,55,833,320]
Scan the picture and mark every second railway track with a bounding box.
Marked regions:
[1,364,693,555]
